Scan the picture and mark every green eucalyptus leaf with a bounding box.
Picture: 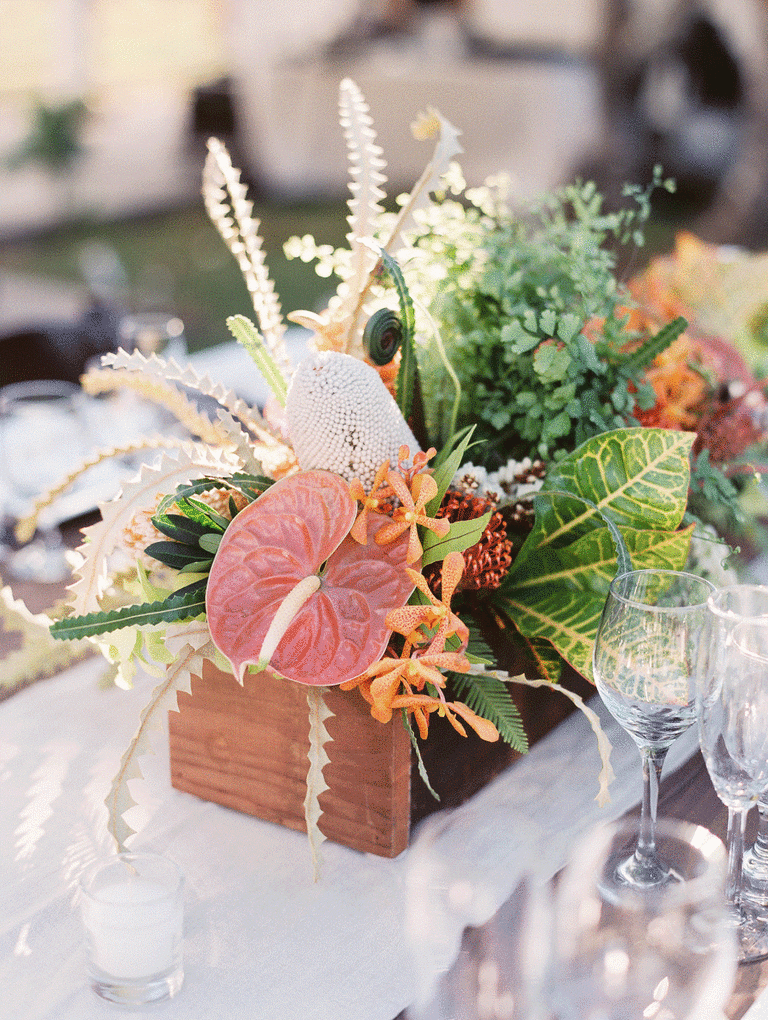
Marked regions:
[421,511,492,567]
[198,533,222,554]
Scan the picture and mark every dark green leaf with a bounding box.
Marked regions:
[50,590,207,641]
[144,540,211,570]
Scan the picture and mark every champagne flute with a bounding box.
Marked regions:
[0,380,89,582]
[698,585,768,961]
[592,569,716,888]
[547,817,735,1020]
[741,795,768,910]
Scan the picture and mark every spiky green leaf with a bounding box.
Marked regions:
[227,313,289,406]
[50,590,207,641]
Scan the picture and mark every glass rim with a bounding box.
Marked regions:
[79,851,184,902]
[608,568,717,612]
[0,378,81,408]
[707,583,768,623]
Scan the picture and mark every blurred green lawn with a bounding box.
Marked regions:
[0,198,349,352]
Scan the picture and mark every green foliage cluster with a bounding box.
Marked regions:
[5,99,88,175]
[404,168,680,465]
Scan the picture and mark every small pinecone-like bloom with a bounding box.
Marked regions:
[424,488,513,596]
[119,487,249,564]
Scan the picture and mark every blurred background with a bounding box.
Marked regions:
[1,0,768,367]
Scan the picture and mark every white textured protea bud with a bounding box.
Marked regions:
[285,350,420,487]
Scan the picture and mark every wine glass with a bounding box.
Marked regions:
[118,312,187,362]
[697,584,768,961]
[741,794,768,910]
[592,569,716,888]
[404,808,548,1020]
[0,379,90,582]
[547,817,736,1020]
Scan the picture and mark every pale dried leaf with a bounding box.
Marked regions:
[203,138,288,369]
[68,443,240,616]
[336,78,388,354]
[15,434,185,543]
[98,347,289,451]
[468,663,615,806]
[304,685,334,882]
[383,106,463,255]
[82,367,227,446]
[105,634,214,850]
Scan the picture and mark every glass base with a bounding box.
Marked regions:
[88,964,183,1006]
[736,904,768,965]
[599,847,682,897]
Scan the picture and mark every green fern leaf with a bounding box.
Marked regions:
[621,316,687,375]
[448,671,528,753]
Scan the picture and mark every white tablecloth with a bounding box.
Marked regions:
[1,657,702,1020]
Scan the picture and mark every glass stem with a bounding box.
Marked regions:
[725,806,747,908]
[750,801,768,867]
[635,746,668,873]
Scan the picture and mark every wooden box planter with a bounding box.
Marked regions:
[168,659,591,857]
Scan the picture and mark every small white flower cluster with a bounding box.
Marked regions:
[285,350,420,487]
[453,457,544,507]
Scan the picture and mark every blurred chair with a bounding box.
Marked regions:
[0,300,119,387]
[598,0,768,241]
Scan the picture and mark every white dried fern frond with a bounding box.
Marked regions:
[382,106,463,256]
[100,347,288,452]
[203,138,288,371]
[106,633,214,851]
[15,434,186,544]
[305,685,333,882]
[332,78,389,357]
[82,367,226,447]
[468,663,615,807]
[0,586,92,696]
[68,443,240,616]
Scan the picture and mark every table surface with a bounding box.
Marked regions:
[3,569,768,1020]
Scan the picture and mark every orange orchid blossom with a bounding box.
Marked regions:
[374,461,450,565]
[342,650,498,742]
[387,550,469,655]
[339,550,497,742]
[348,459,393,544]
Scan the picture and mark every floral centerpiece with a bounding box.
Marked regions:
[18,79,746,871]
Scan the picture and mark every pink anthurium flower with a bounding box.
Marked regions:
[205,470,414,686]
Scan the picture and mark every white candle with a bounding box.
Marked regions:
[80,852,184,1003]
[83,877,181,978]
